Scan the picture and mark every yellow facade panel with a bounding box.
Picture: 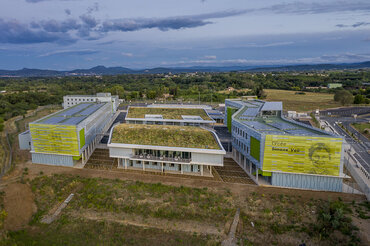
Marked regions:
[29,123,80,156]
[263,135,342,176]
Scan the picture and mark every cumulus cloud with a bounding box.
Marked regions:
[39,49,98,57]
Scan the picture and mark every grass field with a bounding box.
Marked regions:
[264,89,342,111]
[352,123,370,140]
[1,174,368,246]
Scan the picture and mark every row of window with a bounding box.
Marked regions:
[233,137,249,154]
[232,125,248,139]
[127,160,200,172]
[134,149,191,159]
[65,98,96,102]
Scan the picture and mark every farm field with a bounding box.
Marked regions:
[264,89,342,111]
[0,172,369,246]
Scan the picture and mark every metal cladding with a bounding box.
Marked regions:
[29,124,80,156]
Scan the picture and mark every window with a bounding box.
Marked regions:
[170,164,175,167]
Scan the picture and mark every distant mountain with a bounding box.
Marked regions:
[0,61,369,77]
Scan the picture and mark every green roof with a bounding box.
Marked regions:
[111,124,220,149]
[126,107,212,121]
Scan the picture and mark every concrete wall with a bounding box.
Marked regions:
[31,153,74,167]
[191,153,223,166]
[110,147,132,158]
[271,172,343,192]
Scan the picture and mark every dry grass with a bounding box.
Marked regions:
[265,89,342,112]
[127,107,212,121]
[111,124,221,149]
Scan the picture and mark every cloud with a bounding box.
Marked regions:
[161,52,370,67]
[39,49,98,57]
[203,55,216,59]
[100,9,248,32]
[336,21,370,28]
[121,52,133,57]
[31,19,80,33]
[262,1,370,15]
[0,18,74,44]
[87,2,99,14]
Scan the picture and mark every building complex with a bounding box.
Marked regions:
[18,94,349,192]
[225,99,345,192]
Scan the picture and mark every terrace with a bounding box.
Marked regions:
[126,107,212,121]
[111,124,221,150]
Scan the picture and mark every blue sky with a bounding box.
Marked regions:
[0,0,369,70]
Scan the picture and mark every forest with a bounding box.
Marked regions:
[0,70,369,124]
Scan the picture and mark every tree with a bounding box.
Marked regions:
[353,94,365,104]
[334,90,353,105]
[254,85,267,99]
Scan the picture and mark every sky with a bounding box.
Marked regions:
[0,0,369,70]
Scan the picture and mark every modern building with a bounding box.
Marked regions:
[19,102,115,166]
[107,124,226,176]
[225,99,346,192]
[125,106,215,126]
[63,93,119,112]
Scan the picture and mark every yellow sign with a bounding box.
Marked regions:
[263,135,342,176]
[30,124,80,156]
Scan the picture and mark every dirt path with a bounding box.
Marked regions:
[3,183,36,230]
[71,210,225,236]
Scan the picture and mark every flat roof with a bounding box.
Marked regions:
[111,124,221,149]
[33,103,106,126]
[126,107,213,121]
[229,99,335,137]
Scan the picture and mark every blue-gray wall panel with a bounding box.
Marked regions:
[272,172,342,192]
[31,153,74,167]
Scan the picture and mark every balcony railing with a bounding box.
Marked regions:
[131,154,191,163]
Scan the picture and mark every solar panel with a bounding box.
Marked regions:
[58,104,89,116]
[242,107,259,117]
[285,129,313,135]
[268,122,297,130]
[79,104,103,115]
[61,116,86,125]
[41,117,64,124]
[244,121,274,130]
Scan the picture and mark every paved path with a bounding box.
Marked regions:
[222,208,240,246]
[41,193,74,224]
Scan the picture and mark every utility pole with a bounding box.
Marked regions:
[198,91,200,105]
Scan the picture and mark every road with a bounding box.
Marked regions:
[322,116,370,173]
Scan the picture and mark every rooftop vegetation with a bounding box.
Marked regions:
[111,124,220,149]
[126,107,212,120]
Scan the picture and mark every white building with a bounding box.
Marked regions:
[63,93,119,112]
[107,124,226,176]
